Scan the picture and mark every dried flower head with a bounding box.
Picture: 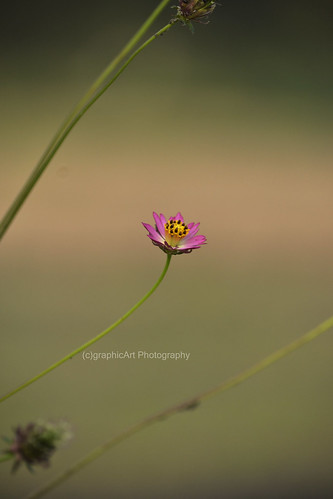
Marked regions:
[176,0,216,24]
[143,212,206,255]
[3,420,72,473]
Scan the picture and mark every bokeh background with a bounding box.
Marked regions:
[1,1,333,497]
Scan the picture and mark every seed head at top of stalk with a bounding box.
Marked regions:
[173,1,217,30]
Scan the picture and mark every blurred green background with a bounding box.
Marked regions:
[1,1,333,498]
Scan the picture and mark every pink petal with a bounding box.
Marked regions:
[174,212,184,223]
[142,222,155,234]
[147,234,164,244]
[189,235,207,245]
[142,223,164,243]
[180,235,207,249]
[160,213,167,226]
[183,223,200,240]
[153,212,164,236]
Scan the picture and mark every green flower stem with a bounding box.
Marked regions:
[0,453,13,464]
[0,0,173,241]
[27,315,333,499]
[0,254,172,404]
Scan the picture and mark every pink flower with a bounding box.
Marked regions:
[143,212,207,255]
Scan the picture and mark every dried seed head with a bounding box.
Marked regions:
[3,420,72,473]
[176,0,216,24]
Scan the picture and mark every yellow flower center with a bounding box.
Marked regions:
[164,219,189,246]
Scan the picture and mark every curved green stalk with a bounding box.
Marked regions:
[0,0,173,241]
[0,254,172,404]
[26,315,333,499]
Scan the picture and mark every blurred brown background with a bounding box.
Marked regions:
[1,1,333,498]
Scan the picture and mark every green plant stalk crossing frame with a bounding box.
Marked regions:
[0,0,173,241]
[0,254,172,403]
[26,314,333,499]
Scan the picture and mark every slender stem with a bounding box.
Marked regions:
[0,254,172,404]
[0,453,13,464]
[48,22,175,154]
[26,315,333,499]
[0,0,173,241]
